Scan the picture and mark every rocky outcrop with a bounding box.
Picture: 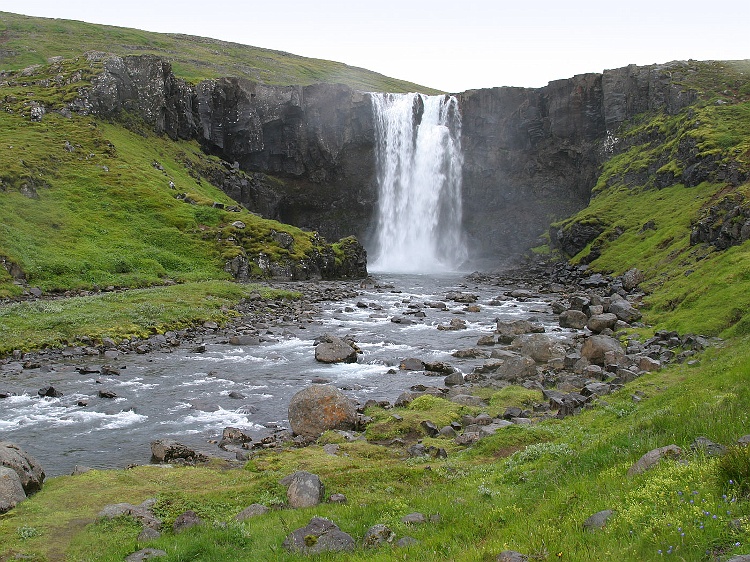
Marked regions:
[75,55,703,262]
[691,194,750,249]
[460,62,698,260]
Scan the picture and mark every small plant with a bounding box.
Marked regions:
[717,445,750,496]
[16,526,42,540]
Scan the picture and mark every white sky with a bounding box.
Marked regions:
[3,1,749,92]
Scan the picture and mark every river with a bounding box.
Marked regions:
[0,273,555,476]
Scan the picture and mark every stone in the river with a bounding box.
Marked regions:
[314,336,357,364]
[0,442,45,495]
[400,357,424,371]
[288,384,357,437]
[37,385,62,398]
[219,427,252,450]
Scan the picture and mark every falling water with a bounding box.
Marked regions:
[369,93,467,273]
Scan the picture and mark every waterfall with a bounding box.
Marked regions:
[369,92,467,273]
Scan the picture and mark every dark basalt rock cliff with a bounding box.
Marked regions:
[76,55,700,263]
[77,54,377,243]
[460,64,697,259]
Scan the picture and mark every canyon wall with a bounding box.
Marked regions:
[78,55,697,263]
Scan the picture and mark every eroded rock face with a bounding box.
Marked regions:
[288,384,357,437]
[78,56,378,244]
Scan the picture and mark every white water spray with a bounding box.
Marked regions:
[370,93,467,273]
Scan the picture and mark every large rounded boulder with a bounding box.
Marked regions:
[314,336,357,364]
[288,385,357,438]
[0,442,45,496]
[581,335,625,366]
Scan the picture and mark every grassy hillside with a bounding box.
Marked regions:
[551,60,750,339]
[0,54,356,352]
[0,11,439,93]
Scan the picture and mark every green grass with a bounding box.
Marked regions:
[2,341,750,561]
[0,281,298,354]
[0,11,439,93]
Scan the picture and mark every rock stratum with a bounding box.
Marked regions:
[73,54,725,261]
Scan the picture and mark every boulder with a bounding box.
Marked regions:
[149,440,208,464]
[173,510,203,533]
[0,466,26,513]
[314,336,357,364]
[512,333,567,363]
[497,551,528,562]
[586,313,618,334]
[583,509,614,530]
[627,445,682,477]
[402,512,427,524]
[283,470,325,508]
[234,503,269,521]
[125,548,167,562]
[488,354,537,382]
[621,268,644,291]
[608,297,642,323]
[559,309,588,329]
[444,371,464,386]
[496,319,545,342]
[580,335,625,366]
[363,524,395,548]
[218,426,252,450]
[288,384,357,437]
[283,517,355,554]
[400,357,425,371]
[99,500,162,530]
[0,442,45,495]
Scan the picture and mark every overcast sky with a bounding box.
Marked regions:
[3,1,749,92]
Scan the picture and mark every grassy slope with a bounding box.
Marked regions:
[0,11,439,93]
[553,61,750,339]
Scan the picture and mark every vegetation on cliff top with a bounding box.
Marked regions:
[0,11,440,93]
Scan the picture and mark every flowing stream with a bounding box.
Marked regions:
[0,274,555,476]
[370,93,467,273]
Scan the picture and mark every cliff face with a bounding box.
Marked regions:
[80,55,378,243]
[77,55,699,263]
[459,63,697,259]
